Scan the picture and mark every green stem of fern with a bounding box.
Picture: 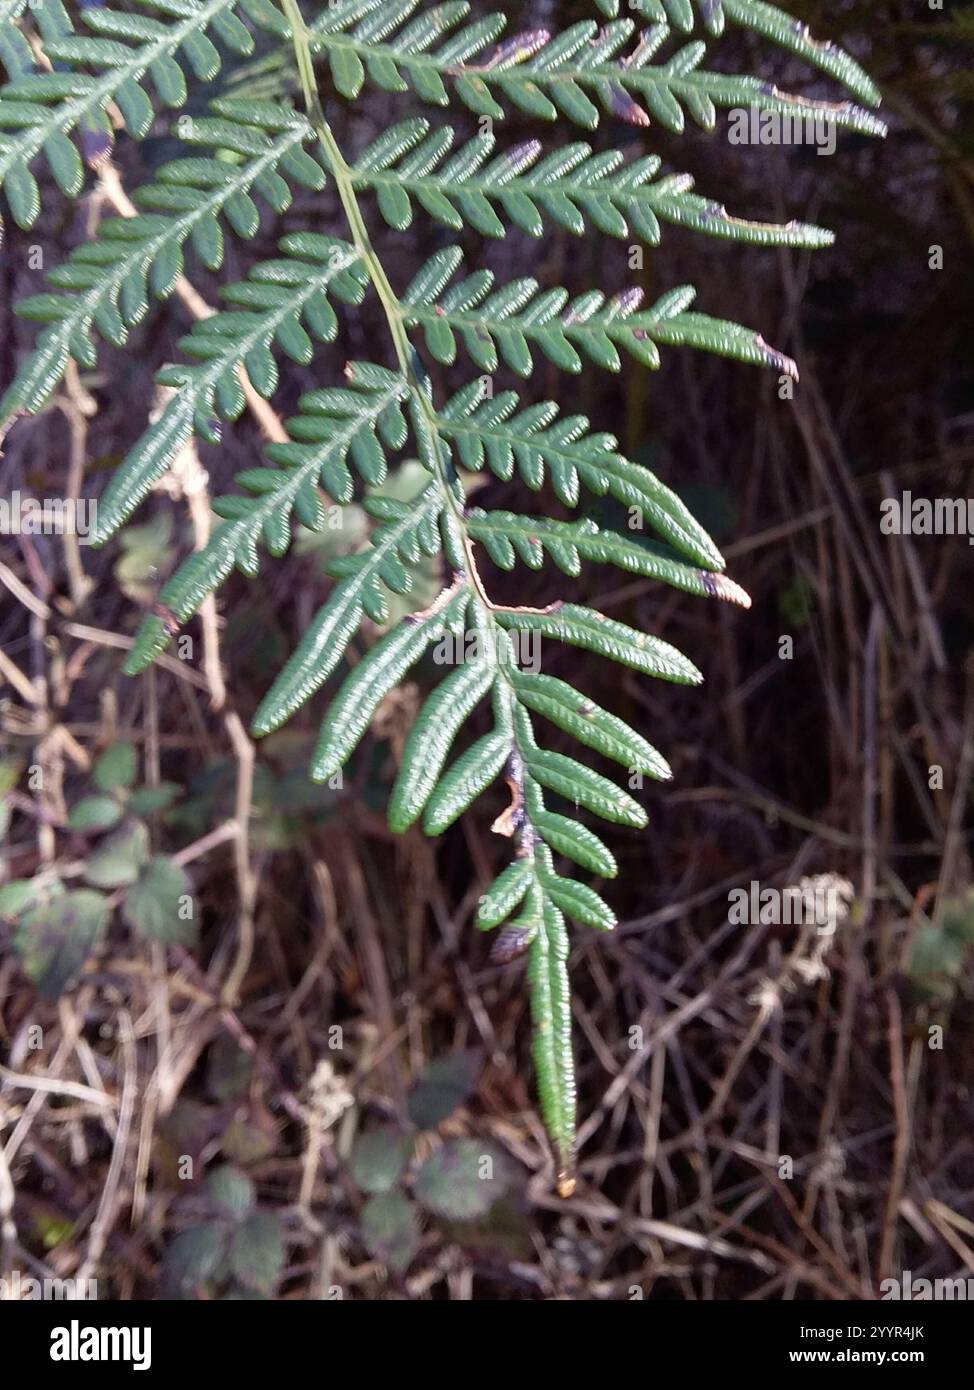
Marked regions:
[282,0,577,1192]
[281,0,474,582]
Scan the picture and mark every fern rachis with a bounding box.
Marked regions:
[0,0,884,1195]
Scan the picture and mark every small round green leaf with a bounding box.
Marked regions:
[361,1192,420,1274]
[84,820,150,888]
[229,1211,286,1295]
[413,1139,513,1220]
[14,889,109,999]
[92,742,138,792]
[351,1126,414,1194]
[208,1164,256,1221]
[123,855,194,944]
[68,795,122,832]
[407,1049,484,1130]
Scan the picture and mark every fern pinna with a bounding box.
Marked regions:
[0,0,884,1195]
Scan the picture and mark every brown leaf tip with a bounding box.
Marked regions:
[699,572,752,609]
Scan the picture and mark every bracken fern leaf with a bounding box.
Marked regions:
[0,0,289,227]
[0,0,884,1194]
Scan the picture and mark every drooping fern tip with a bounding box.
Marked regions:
[0,0,884,1194]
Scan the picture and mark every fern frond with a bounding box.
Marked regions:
[369,590,691,835]
[422,726,512,834]
[303,4,885,137]
[529,813,615,878]
[627,0,882,108]
[521,743,647,830]
[0,0,289,227]
[311,586,470,781]
[122,363,411,671]
[383,606,661,834]
[0,0,40,79]
[388,655,495,831]
[4,0,882,1191]
[435,383,725,569]
[252,485,445,733]
[352,118,833,249]
[510,670,671,782]
[1,103,330,426]
[497,602,702,684]
[403,250,798,380]
[90,235,367,541]
[526,892,575,1194]
[466,510,751,608]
